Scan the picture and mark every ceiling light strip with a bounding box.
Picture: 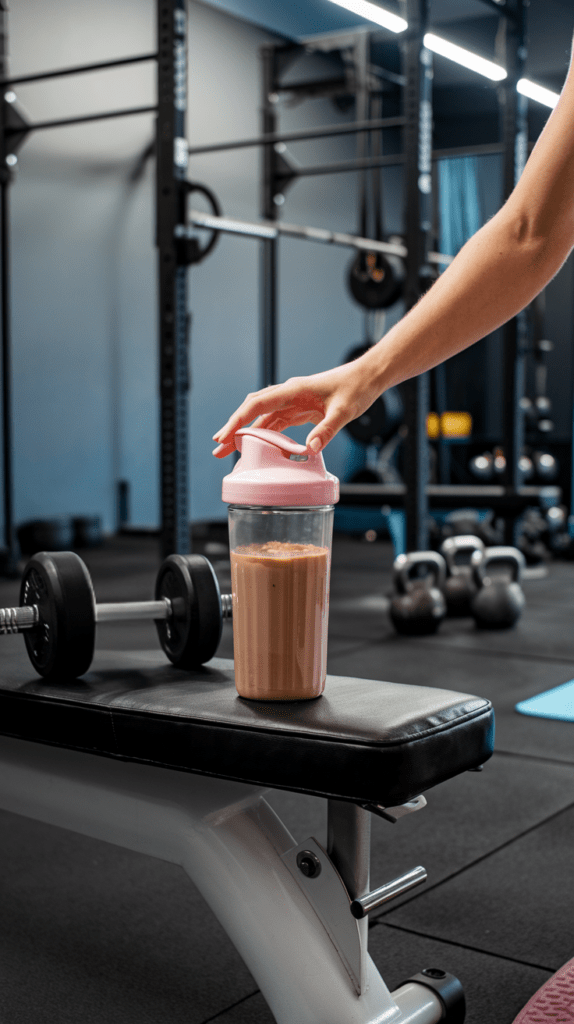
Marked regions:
[325,0,407,34]
[423,32,506,81]
[325,2,561,108]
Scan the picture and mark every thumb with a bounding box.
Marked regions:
[305,410,346,453]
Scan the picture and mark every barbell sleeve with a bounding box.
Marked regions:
[350,865,428,919]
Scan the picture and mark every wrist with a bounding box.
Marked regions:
[361,330,403,395]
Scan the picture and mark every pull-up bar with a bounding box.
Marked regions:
[187,116,406,157]
[5,105,157,135]
[186,210,452,266]
[1,52,157,88]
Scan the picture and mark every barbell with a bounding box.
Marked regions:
[0,551,232,679]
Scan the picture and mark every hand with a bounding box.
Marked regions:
[212,359,382,458]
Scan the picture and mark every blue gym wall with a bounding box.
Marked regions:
[3,0,408,534]
[2,0,573,540]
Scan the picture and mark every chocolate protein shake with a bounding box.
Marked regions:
[231,540,330,701]
[218,427,339,702]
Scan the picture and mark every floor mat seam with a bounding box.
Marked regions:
[494,748,574,768]
[373,920,558,974]
[327,635,574,669]
[376,798,574,915]
[198,988,260,1023]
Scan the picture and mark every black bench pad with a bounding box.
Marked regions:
[0,647,494,806]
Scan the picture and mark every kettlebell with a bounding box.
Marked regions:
[470,546,526,629]
[440,535,485,617]
[390,551,447,636]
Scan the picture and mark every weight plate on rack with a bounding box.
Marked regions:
[20,551,96,678]
[155,554,223,668]
[343,344,404,446]
[347,251,405,310]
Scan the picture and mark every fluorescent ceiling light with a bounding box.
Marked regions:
[518,78,559,108]
[424,33,506,81]
[326,1,407,34]
[325,2,561,106]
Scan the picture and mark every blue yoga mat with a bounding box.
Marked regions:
[515,680,574,722]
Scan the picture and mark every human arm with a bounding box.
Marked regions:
[214,39,574,456]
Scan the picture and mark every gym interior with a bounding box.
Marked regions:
[1,1,574,1022]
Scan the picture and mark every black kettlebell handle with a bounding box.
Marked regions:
[471,546,525,587]
[394,551,447,595]
[441,535,485,576]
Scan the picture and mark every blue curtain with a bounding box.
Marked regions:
[438,156,481,257]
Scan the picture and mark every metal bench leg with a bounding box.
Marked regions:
[0,736,445,1024]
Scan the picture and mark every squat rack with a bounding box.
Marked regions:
[0,0,538,571]
[258,0,531,550]
[0,0,449,570]
[186,0,531,551]
[0,0,193,569]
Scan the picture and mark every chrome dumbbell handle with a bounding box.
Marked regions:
[350,865,427,919]
[0,605,39,634]
[96,599,173,623]
[0,593,234,635]
[96,595,233,622]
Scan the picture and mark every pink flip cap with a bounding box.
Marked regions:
[221,428,339,506]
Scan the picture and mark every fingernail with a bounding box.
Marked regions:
[309,438,321,453]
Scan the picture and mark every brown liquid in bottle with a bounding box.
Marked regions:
[230,541,330,700]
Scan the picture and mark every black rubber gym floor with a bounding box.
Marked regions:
[1,531,573,1024]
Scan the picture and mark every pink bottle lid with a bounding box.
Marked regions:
[221,428,339,506]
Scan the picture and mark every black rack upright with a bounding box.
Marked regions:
[0,0,15,574]
[499,0,528,542]
[402,0,433,551]
[157,0,190,558]
[260,45,280,388]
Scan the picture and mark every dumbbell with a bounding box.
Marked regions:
[389,551,447,636]
[440,535,485,616]
[470,546,526,629]
[0,551,232,679]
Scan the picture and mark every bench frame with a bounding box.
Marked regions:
[0,734,450,1024]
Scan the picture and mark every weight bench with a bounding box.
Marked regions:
[0,646,494,1024]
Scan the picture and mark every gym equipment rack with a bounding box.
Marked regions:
[252,0,532,551]
[0,0,550,573]
[0,0,191,572]
[187,0,534,550]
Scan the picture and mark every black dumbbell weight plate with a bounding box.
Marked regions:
[155,554,223,668]
[19,551,96,678]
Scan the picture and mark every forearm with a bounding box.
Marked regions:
[364,210,572,392]
[363,38,574,393]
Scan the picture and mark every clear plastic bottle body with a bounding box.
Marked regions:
[228,505,334,701]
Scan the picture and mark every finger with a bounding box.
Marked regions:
[213,382,308,442]
[253,412,288,431]
[212,440,237,459]
[305,406,348,453]
[213,394,283,441]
